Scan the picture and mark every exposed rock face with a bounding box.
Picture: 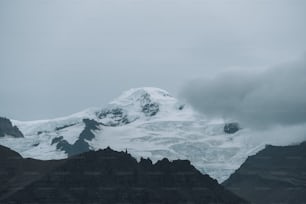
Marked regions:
[54,119,102,157]
[142,102,159,116]
[138,92,160,116]
[223,142,306,204]
[0,145,248,204]
[98,108,131,126]
[0,117,24,138]
[224,122,240,134]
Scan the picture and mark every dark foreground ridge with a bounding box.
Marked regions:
[223,141,306,204]
[0,146,63,201]
[0,145,247,204]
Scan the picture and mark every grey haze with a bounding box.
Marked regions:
[181,56,306,129]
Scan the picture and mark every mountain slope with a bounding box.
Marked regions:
[0,117,23,138]
[223,142,306,204]
[0,145,248,204]
[0,87,279,182]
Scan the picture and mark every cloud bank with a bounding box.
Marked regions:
[181,56,306,129]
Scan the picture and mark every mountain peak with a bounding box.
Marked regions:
[110,87,176,107]
[96,87,186,125]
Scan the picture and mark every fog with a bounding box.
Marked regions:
[182,55,306,129]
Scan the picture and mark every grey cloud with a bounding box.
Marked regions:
[181,56,306,128]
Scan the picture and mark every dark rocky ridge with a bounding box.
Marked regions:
[54,119,102,157]
[0,117,23,138]
[0,145,248,204]
[223,141,306,204]
[224,122,240,134]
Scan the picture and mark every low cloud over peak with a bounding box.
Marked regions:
[181,56,306,129]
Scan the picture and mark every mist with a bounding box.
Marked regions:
[181,55,306,129]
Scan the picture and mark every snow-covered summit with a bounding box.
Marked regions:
[96,87,193,126]
[110,87,176,106]
[109,87,184,116]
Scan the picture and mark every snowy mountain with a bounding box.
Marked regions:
[0,87,270,183]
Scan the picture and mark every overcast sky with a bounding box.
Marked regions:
[1,0,306,120]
